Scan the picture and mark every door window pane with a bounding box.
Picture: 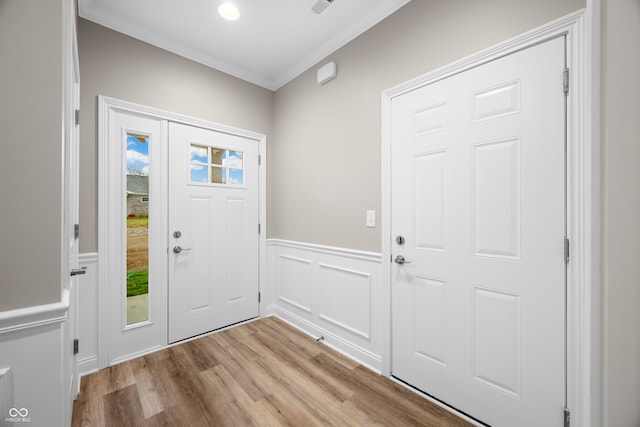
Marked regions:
[211,165,225,184]
[190,144,208,164]
[224,151,243,168]
[190,164,207,183]
[189,143,245,186]
[228,169,243,185]
[126,133,150,325]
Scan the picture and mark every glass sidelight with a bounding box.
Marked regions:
[125,133,150,325]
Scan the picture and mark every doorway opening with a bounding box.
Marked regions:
[98,97,267,367]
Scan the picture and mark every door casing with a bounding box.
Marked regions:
[97,96,267,368]
[382,9,600,427]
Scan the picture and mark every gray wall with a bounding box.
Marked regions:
[602,0,640,425]
[271,0,584,252]
[0,0,64,311]
[77,19,274,253]
[76,1,640,425]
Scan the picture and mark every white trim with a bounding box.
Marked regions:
[267,309,383,374]
[77,252,99,377]
[98,96,267,369]
[0,289,69,335]
[99,96,267,142]
[78,356,98,377]
[382,8,599,427]
[267,239,382,263]
[568,2,601,426]
[78,1,410,90]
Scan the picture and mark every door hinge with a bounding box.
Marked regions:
[258,223,261,234]
[258,292,261,303]
[73,339,79,355]
[563,68,570,94]
[564,407,570,427]
[258,155,261,166]
[74,109,80,126]
[564,238,570,263]
[74,223,80,240]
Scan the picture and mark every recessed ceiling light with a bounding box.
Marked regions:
[218,2,240,21]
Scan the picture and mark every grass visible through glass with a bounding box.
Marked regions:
[126,134,150,325]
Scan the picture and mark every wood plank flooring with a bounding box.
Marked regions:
[72,317,472,426]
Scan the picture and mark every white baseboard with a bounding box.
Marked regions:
[77,356,98,378]
[267,306,382,373]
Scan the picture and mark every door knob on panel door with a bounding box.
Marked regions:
[394,255,411,265]
[173,246,191,254]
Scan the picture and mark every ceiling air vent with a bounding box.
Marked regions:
[312,0,334,14]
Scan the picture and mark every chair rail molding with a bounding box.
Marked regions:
[0,289,69,335]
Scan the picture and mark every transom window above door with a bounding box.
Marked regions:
[189,143,244,186]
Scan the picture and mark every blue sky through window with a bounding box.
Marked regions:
[126,135,149,176]
[189,145,244,185]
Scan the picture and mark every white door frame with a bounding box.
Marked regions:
[97,96,267,368]
[382,8,600,427]
[62,1,80,422]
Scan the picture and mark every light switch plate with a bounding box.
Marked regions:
[366,210,376,228]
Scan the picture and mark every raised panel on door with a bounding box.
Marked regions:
[391,37,566,426]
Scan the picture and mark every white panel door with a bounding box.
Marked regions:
[391,37,566,426]
[168,122,259,343]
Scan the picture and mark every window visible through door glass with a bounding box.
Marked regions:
[189,143,244,186]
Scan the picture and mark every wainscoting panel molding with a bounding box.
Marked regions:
[0,367,11,425]
[318,263,372,340]
[266,239,383,372]
[277,254,314,313]
[0,293,69,426]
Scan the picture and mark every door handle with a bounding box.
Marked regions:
[394,255,412,265]
[173,246,192,254]
[70,267,87,276]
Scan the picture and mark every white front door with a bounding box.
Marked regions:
[168,122,259,343]
[391,37,566,426]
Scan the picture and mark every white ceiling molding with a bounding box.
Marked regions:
[78,0,411,91]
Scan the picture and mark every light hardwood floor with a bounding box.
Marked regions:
[72,317,472,426]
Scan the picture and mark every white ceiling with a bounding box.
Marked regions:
[78,0,411,90]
